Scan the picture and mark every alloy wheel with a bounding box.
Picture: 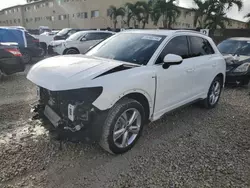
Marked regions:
[209,80,221,105]
[113,108,142,148]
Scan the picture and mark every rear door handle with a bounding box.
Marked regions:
[212,63,217,67]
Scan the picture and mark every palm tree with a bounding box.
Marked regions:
[220,0,243,11]
[124,2,136,28]
[135,1,153,29]
[108,6,125,30]
[186,0,211,28]
[205,11,230,30]
[244,13,250,28]
[152,0,181,28]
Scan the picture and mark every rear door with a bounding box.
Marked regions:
[188,36,216,95]
[78,33,112,54]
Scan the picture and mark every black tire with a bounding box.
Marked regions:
[99,98,145,154]
[65,48,80,55]
[0,68,4,80]
[39,43,47,57]
[22,50,32,64]
[201,76,223,109]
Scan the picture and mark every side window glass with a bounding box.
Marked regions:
[156,36,189,64]
[85,33,98,41]
[189,36,215,57]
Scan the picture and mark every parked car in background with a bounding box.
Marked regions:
[0,28,44,64]
[53,28,82,41]
[218,37,250,85]
[48,30,115,55]
[28,30,226,154]
[0,42,24,79]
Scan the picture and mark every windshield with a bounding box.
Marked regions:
[66,31,85,41]
[218,40,250,56]
[86,33,165,65]
[57,28,71,36]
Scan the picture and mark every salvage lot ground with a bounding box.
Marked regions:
[0,64,250,188]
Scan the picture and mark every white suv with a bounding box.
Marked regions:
[49,30,114,55]
[27,30,226,154]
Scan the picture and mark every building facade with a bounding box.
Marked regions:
[0,0,247,30]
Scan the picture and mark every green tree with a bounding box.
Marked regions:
[108,6,125,30]
[186,0,211,28]
[134,1,152,29]
[205,12,230,30]
[152,0,181,28]
[244,13,250,28]
[124,3,136,28]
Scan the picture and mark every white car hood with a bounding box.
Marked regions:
[49,40,65,46]
[27,55,129,91]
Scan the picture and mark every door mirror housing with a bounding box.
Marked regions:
[162,54,183,69]
[81,37,87,41]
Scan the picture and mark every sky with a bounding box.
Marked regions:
[0,0,249,22]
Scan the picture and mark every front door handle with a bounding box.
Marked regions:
[186,68,194,73]
[212,63,216,67]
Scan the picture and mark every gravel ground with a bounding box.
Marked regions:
[0,66,250,188]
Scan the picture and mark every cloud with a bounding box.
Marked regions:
[179,0,249,21]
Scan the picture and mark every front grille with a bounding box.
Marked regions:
[40,88,67,117]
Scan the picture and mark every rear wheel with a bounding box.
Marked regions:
[201,76,222,109]
[22,50,32,64]
[65,48,80,55]
[99,98,145,154]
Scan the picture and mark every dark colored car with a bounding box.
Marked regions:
[218,37,250,85]
[0,28,44,64]
[0,42,25,79]
[53,28,82,41]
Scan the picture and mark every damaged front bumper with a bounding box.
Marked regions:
[32,86,105,142]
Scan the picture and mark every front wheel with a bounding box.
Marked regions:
[65,48,80,55]
[99,98,145,154]
[201,76,222,109]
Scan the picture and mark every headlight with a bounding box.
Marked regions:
[233,63,250,73]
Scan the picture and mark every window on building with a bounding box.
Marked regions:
[9,10,12,13]
[6,20,8,24]
[29,18,33,22]
[84,12,88,18]
[10,20,12,24]
[26,18,29,23]
[91,10,99,18]
[107,8,112,17]
[77,13,81,18]
[49,2,54,7]
[5,11,8,15]
[14,19,16,23]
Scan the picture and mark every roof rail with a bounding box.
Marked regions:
[175,30,206,35]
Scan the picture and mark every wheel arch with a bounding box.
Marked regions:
[63,47,80,55]
[111,90,153,121]
[216,73,224,86]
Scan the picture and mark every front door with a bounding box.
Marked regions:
[153,35,195,119]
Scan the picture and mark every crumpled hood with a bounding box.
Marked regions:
[223,54,250,65]
[27,55,126,91]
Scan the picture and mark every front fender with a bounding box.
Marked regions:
[91,66,156,116]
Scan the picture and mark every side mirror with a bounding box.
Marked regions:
[162,54,183,69]
[81,37,87,41]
